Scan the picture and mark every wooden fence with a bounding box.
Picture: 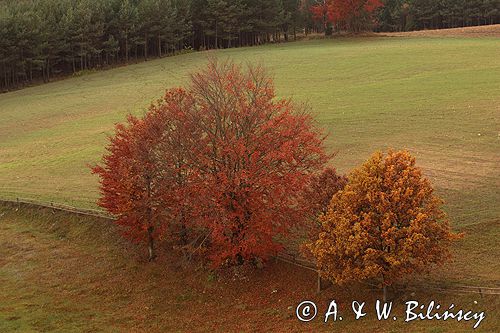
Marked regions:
[1,196,499,296]
[0,197,114,220]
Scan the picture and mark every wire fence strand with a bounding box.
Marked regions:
[1,196,499,295]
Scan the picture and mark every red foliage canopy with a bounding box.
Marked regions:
[91,88,201,260]
[311,0,383,31]
[310,0,330,30]
[302,167,347,218]
[93,59,330,265]
[185,60,330,265]
[91,114,167,245]
[299,167,347,249]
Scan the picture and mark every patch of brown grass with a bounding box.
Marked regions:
[380,24,500,38]
[0,205,499,332]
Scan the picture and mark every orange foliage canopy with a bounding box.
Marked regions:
[308,150,462,287]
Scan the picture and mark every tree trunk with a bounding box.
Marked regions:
[147,225,155,261]
[46,59,50,81]
[146,176,156,262]
[80,51,84,71]
[125,35,129,63]
[180,220,187,245]
[3,65,7,89]
[215,23,218,49]
[158,34,162,57]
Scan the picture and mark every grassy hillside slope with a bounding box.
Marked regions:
[0,205,498,332]
[0,37,499,229]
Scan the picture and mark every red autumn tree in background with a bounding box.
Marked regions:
[300,167,347,237]
[308,150,462,300]
[311,0,383,33]
[310,0,331,33]
[186,59,329,266]
[298,167,347,259]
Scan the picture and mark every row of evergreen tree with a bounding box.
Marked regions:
[1,0,499,91]
[0,0,317,91]
[377,0,500,32]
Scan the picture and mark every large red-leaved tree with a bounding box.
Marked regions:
[93,59,330,266]
[92,88,200,261]
[92,114,167,261]
[185,59,330,266]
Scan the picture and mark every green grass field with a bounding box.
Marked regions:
[0,35,499,332]
[1,36,499,229]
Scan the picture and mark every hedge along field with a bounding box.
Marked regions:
[0,36,499,229]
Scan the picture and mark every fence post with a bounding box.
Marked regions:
[317,271,321,293]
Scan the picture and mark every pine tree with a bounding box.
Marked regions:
[117,0,138,63]
[202,0,243,48]
[172,0,193,52]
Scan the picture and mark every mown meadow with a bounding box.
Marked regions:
[0,37,498,229]
[1,34,499,332]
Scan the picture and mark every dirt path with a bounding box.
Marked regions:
[380,24,500,38]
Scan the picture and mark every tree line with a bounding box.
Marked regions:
[1,0,499,91]
[377,0,500,32]
[0,0,317,92]
[310,0,500,33]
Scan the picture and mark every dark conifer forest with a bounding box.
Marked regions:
[1,0,499,91]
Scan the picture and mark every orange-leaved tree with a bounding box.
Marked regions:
[308,150,462,300]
